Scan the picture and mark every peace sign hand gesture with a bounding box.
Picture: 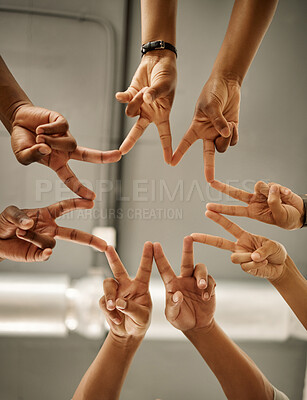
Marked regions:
[171,76,240,182]
[11,105,121,200]
[99,242,153,339]
[0,199,106,262]
[207,180,305,230]
[192,211,287,281]
[153,236,216,333]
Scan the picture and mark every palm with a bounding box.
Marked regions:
[192,77,240,142]
[192,211,287,281]
[117,53,177,163]
[172,77,240,182]
[11,106,121,199]
[165,276,215,331]
[0,199,106,262]
[209,180,304,230]
[108,279,151,337]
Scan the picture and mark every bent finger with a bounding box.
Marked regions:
[2,206,34,229]
[36,133,76,152]
[16,229,56,249]
[231,252,252,264]
[165,291,183,323]
[15,143,51,165]
[103,278,119,311]
[193,263,208,289]
[115,298,150,326]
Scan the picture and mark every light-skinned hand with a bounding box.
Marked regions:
[0,199,106,262]
[99,242,153,339]
[11,105,122,199]
[192,211,287,280]
[153,236,216,332]
[171,76,240,182]
[207,180,305,230]
[116,51,177,164]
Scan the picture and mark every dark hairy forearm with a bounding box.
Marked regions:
[184,320,274,400]
[0,56,32,133]
[211,0,279,84]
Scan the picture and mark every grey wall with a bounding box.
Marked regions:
[0,0,306,399]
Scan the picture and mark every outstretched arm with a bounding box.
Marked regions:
[73,242,153,400]
[153,237,276,400]
[172,0,279,182]
[116,0,177,163]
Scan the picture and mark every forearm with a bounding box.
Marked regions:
[0,56,32,133]
[184,320,273,400]
[269,256,307,329]
[72,332,143,400]
[211,0,278,84]
[141,0,177,45]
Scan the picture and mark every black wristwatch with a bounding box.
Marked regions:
[299,194,307,227]
[141,40,177,58]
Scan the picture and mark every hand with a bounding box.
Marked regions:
[0,199,107,262]
[116,51,177,164]
[207,180,305,230]
[153,236,216,332]
[99,242,153,339]
[171,76,240,182]
[192,211,287,280]
[11,105,122,199]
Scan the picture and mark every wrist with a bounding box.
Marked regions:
[109,330,145,349]
[10,102,33,127]
[268,255,294,285]
[183,318,216,339]
[209,70,243,87]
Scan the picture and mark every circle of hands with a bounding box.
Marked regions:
[3,53,304,340]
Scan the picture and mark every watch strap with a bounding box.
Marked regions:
[141,40,177,58]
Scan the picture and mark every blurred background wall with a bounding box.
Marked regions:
[0,0,306,399]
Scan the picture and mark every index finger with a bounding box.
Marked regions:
[180,236,194,277]
[156,119,173,164]
[203,139,215,183]
[47,198,94,219]
[105,246,130,283]
[135,241,154,285]
[205,210,245,239]
[119,116,150,155]
[211,180,253,203]
[53,163,95,200]
[70,147,122,164]
[191,233,236,252]
[55,226,107,252]
[153,242,176,285]
[171,125,198,166]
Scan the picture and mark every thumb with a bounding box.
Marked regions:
[115,298,150,326]
[15,144,51,165]
[206,104,230,138]
[143,82,171,104]
[251,240,278,262]
[165,291,183,323]
[267,185,287,225]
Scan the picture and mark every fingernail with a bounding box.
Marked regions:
[283,189,290,195]
[107,300,114,310]
[173,293,180,303]
[36,127,44,134]
[38,147,50,155]
[113,318,121,325]
[221,127,230,137]
[203,292,209,300]
[17,229,27,236]
[199,279,207,288]
[21,218,31,226]
[252,252,261,261]
[116,299,127,310]
[269,185,277,194]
